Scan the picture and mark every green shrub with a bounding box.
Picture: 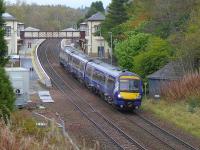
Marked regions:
[115,33,172,78]
[133,36,172,78]
[115,32,150,69]
[187,96,200,113]
[0,67,15,122]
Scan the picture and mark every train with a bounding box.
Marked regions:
[59,45,143,110]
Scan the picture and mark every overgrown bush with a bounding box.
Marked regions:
[161,72,200,101]
[0,111,72,150]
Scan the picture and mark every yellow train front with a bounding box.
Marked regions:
[113,73,143,109]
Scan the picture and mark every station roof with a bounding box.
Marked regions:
[87,12,105,21]
[62,28,77,31]
[18,22,25,25]
[80,22,87,25]
[148,62,184,80]
[3,13,16,21]
[24,27,40,31]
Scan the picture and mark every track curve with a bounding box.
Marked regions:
[37,39,199,150]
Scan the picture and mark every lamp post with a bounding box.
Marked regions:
[144,82,147,100]
[108,32,113,65]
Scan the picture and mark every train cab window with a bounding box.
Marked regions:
[120,79,140,92]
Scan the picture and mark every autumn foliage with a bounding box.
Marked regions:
[161,72,200,101]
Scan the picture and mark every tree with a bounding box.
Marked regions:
[0,0,8,66]
[133,37,172,78]
[115,32,150,69]
[0,68,15,122]
[101,0,128,41]
[104,0,128,27]
[115,31,172,78]
[6,3,85,30]
[142,0,195,38]
[77,1,104,27]
[175,2,200,72]
[85,1,104,18]
[0,0,15,122]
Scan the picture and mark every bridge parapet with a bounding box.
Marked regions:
[20,31,85,39]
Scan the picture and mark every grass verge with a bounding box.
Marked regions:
[142,99,200,138]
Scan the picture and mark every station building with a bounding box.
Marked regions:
[80,12,110,58]
[3,13,25,55]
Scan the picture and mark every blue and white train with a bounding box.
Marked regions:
[59,46,143,110]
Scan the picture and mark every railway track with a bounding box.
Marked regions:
[125,113,198,150]
[136,113,197,150]
[37,39,199,150]
[37,40,146,150]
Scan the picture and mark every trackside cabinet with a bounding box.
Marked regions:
[5,67,30,108]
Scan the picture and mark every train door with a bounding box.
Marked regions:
[85,64,94,88]
[68,55,73,72]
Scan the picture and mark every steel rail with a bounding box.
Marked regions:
[45,40,198,150]
[135,113,198,150]
[37,40,146,150]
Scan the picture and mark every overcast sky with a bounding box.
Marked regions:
[5,0,111,8]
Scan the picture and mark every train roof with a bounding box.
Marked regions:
[64,46,91,62]
[62,46,139,78]
[88,59,140,78]
[88,59,124,77]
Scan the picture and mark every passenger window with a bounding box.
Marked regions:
[80,63,84,71]
[107,77,115,89]
[86,67,93,77]
[94,71,98,81]
[99,73,105,84]
[73,58,80,69]
[65,53,68,61]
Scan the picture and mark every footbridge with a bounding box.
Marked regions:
[20,30,85,40]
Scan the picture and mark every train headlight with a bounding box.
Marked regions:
[137,95,141,99]
[118,94,121,98]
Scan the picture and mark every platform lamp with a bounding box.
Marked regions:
[144,82,147,100]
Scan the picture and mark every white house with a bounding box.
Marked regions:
[3,13,25,55]
[3,13,18,55]
[82,12,110,58]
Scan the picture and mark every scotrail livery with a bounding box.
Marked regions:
[59,46,143,110]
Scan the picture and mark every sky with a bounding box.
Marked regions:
[5,0,112,8]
